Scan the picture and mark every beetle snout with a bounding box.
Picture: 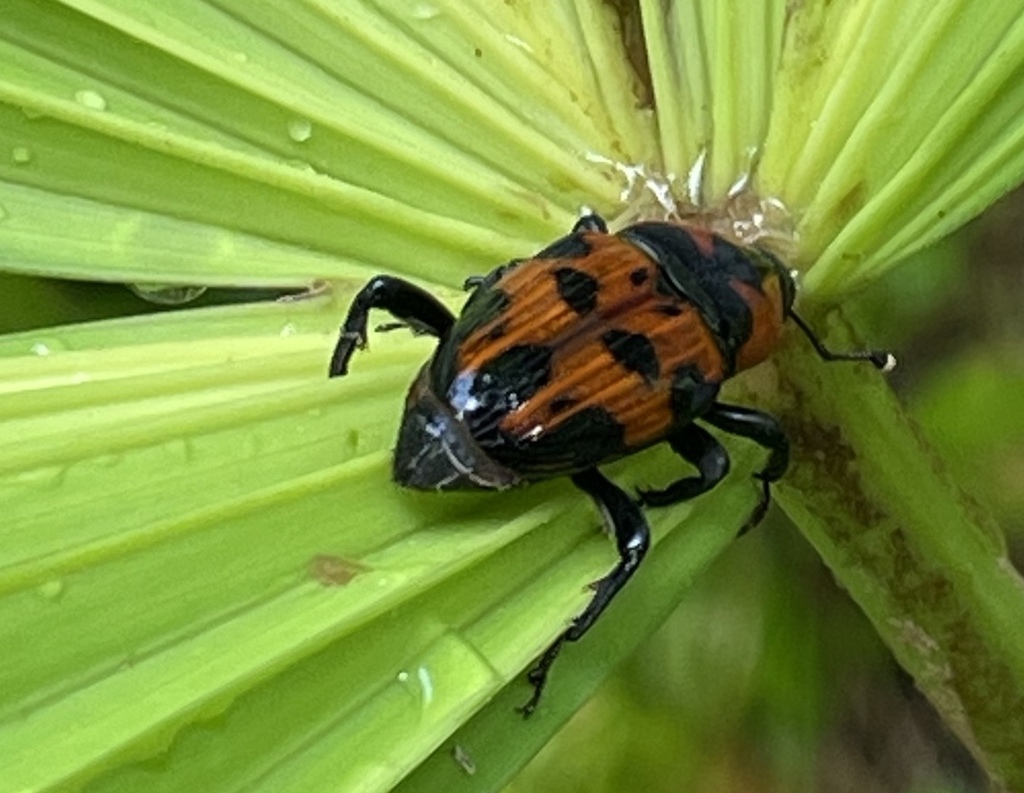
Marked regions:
[393,368,521,491]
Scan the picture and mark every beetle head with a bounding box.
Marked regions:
[393,365,521,491]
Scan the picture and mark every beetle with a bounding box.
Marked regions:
[328,213,893,715]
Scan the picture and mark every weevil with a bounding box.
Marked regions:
[329,214,893,715]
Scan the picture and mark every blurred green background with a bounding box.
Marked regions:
[1,190,1021,793]
[504,192,1024,793]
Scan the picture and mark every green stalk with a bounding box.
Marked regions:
[768,312,1024,790]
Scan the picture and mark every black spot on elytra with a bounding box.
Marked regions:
[554,267,598,315]
[601,330,660,382]
[630,267,649,286]
[456,344,553,445]
[493,405,627,474]
[485,322,507,341]
[477,345,553,408]
[549,395,577,415]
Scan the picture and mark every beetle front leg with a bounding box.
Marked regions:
[572,213,608,233]
[519,467,649,717]
[329,275,456,377]
[701,403,789,532]
[789,311,896,371]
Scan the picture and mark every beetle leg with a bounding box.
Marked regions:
[329,275,456,377]
[572,213,608,234]
[519,467,649,717]
[374,321,409,334]
[701,403,789,532]
[463,259,525,293]
[789,311,896,371]
[638,424,730,507]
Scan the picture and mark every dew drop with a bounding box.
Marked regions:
[164,437,196,464]
[278,322,297,337]
[412,3,440,19]
[11,146,32,165]
[416,665,434,707]
[242,433,262,457]
[287,118,313,143]
[231,51,249,64]
[504,34,533,52]
[285,158,317,174]
[38,580,65,601]
[74,89,107,111]
[395,664,437,710]
[127,283,207,305]
[15,465,67,490]
[30,336,66,356]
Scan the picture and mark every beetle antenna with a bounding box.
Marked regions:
[789,311,896,372]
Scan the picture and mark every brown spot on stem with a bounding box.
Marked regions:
[308,554,369,586]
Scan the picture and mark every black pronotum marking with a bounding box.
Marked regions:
[457,286,511,340]
[534,232,592,260]
[629,267,649,286]
[621,223,759,372]
[554,267,599,315]
[601,330,660,383]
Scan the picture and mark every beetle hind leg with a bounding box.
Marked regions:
[701,403,789,533]
[519,467,649,717]
[638,424,730,507]
[329,275,455,378]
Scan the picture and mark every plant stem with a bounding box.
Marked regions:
[771,310,1024,791]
